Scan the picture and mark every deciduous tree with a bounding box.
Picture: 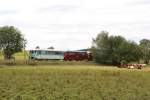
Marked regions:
[140,39,150,64]
[91,31,142,65]
[0,26,26,60]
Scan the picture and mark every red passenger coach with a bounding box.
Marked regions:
[64,51,92,61]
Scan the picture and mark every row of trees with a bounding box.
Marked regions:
[91,31,150,65]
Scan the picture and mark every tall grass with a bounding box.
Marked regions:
[0,59,96,66]
[0,66,150,100]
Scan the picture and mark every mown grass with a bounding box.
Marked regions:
[0,65,150,100]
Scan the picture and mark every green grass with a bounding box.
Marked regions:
[0,65,150,100]
[0,51,28,60]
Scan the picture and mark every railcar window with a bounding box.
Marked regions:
[45,51,48,54]
[46,51,54,55]
[41,51,45,55]
[82,53,86,55]
[55,52,58,55]
[38,51,41,55]
[46,51,51,54]
[55,51,60,55]
[30,51,36,54]
[68,52,75,55]
[46,51,55,55]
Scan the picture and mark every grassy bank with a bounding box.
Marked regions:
[0,66,150,100]
[0,60,97,66]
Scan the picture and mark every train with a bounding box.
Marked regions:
[29,49,92,61]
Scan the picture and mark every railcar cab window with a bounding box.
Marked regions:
[30,50,41,55]
[30,50,37,54]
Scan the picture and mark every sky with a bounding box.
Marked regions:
[0,0,150,50]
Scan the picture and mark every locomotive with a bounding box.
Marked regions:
[29,49,92,61]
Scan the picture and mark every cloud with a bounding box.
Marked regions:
[0,0,150,50]
[0,10,18,15]
[127,0,150,6]
[135,0,150,5]
[37,5,79,13]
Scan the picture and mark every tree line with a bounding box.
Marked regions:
[91,31,150,65]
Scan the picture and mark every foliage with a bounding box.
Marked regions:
[35,46,40,49]
[91,31,110,64]
[0,26,26,60]
[48,46,54,49]
[91,31,142,65]
[0,66,150,100]
[140,39,150,64]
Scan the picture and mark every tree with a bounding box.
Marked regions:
[140,39,150,64]
[35,46,40,49]
[108,35,127,65]
[48,46,54,50]
[91,31,142,65]
[91,31,110,64]
[119,41,142,64]
[0,26,26,60]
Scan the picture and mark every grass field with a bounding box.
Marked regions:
[0,65,150,100]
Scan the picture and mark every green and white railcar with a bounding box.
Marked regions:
[29,49,64,60]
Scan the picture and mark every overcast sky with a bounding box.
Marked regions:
[0,0,150,50]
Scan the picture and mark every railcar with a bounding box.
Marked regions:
[64,51,92,61]
[29,49,64,60]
